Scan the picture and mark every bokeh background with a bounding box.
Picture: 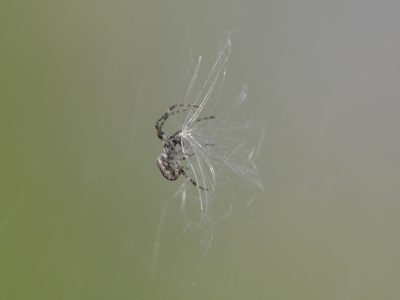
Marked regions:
[1,0,400,299]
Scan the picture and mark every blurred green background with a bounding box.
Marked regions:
[1,0,400,299]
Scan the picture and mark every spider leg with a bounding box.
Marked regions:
[193,115,215,123]
[177,143,215,161]
[169,116,215,142]
[155,104,199,141]
[181,115,216,132]
[179,167,208,191]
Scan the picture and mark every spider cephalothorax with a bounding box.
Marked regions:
[155,104,214,190]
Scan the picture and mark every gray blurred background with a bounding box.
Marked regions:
[1,0,399,299]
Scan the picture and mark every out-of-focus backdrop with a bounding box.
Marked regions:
[1,1,399,299]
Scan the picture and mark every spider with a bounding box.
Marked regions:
[155,104,215,190]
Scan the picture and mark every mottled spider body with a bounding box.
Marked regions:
[156,145,180,181]
[155,104,214,189]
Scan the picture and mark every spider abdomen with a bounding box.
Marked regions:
[157,153,180,181]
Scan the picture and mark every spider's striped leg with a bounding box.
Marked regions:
[184,115,216,129]
[194,115,215,123]
[155,104,199,141]
[177,143,216,161]
[179,167,208,191]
